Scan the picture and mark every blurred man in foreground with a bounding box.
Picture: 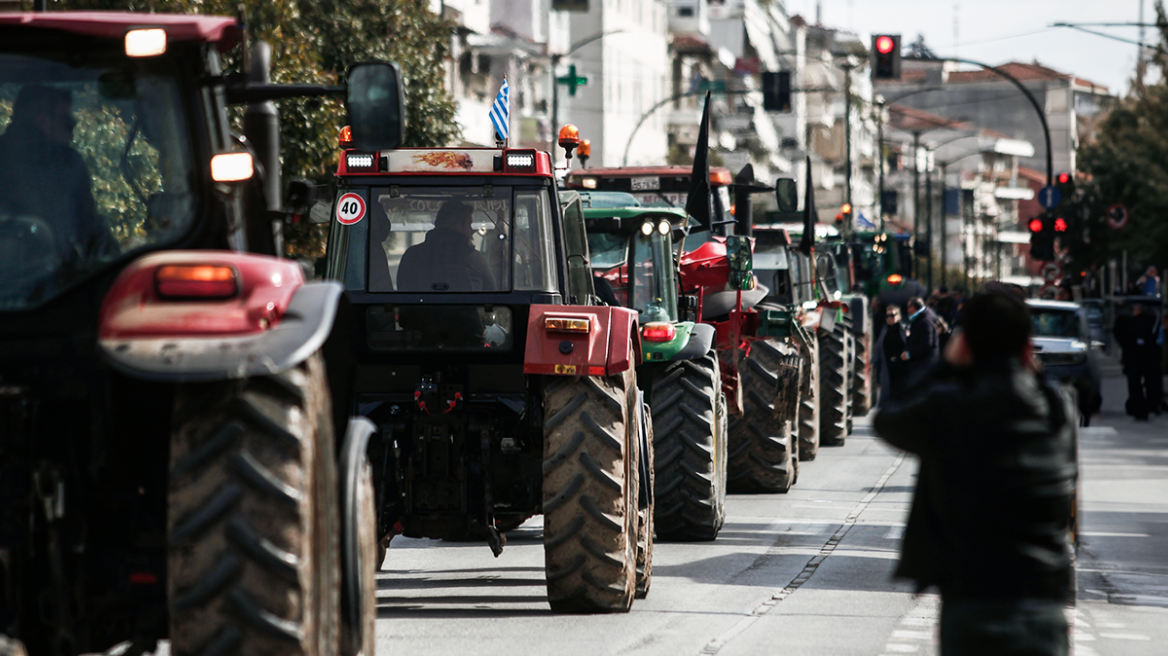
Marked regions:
[875,291,1076,656]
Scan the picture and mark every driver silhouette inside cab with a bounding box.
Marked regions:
[0,84,112,261]
[396,200,497,292]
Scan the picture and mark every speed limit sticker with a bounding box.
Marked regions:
[336,193,366,225]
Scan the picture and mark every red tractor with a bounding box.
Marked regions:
[0,13,384,656]
[316,128,654,611]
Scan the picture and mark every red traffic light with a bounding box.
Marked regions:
[1028,218,1044,233]
[876,35,895,54]
[1054,217,1067,232]
[1056,172,1071,185]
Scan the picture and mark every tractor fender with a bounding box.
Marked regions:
[670,322,716,362]
[98,250,343,382]
[523,305,640,377]
[847,296,868,335]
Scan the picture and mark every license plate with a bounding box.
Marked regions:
[630,177,660,191]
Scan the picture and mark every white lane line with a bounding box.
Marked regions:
[884,525,905,540]
[1079,532,1151,538]
[1098,633,1151,641]
[882,644,920,653]
[698,453,908,655]
[890,630,931,640]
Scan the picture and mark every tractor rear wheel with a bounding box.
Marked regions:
[167,352,341,656]
[798,338,821,461]
[633,391,654,599]
[650,351,726,541]
[728,340,799,493]
[819,322,850,447]
[542,370,637,613]
[851,322,873,417]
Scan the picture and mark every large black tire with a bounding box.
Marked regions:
[819,322,850,447]
[343,458,377,656]
[797,337,820,461]
[844,330,855,435]
[727,340,799,493]
[634,392,654,599]
[542,370,637,613]
[168,353,340,656]
[650,351,727,541]
[852,321,873,417]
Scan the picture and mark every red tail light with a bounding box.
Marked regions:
[642,322,676,342]
[155,265,239,299]
[887,274,904,286]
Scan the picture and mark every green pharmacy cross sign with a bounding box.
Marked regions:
[557,64,588,96]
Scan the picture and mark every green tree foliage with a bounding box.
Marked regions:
[1075,1,1168,278]
[58,0,460,258]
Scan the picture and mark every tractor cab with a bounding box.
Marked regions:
[322,147,593,351]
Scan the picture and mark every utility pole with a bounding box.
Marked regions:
[940,163,948,288]
[843,62,854,239]
[912,131,921,279]
[876,98,885,231]
[925,154,933,289]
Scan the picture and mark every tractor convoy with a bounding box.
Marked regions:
[0,8,875,656]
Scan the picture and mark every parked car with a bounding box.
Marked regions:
[1027,300,1103,425]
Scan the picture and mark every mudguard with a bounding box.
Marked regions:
[523,304,640,376]
[671,322,715,362]
[847,296,868,336]
[98,250,343,382]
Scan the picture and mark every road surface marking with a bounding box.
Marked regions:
[1098,633,1151,640]
[698,453,908,655]
[883,526,905,540]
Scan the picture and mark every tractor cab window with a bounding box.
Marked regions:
[558,193,596,305]
[753,234,791,302]
[0,52,195,311]
[631,221,677,323]
[347,185,557,294]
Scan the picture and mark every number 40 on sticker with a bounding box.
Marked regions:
[336,193,366,225]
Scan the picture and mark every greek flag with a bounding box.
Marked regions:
[490,79,510,142]
[857,213,876,229]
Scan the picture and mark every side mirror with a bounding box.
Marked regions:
[347,62,407,151]
[283,179,312,215]
[726,235,755,291]
[775,178,798,213]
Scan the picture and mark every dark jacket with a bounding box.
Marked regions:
[873,320,909,402]
[0,125,109,260]
[396,226,497,292]
[904,307,940,363]
[1114,312,1160,373]
[873,358,1076,602]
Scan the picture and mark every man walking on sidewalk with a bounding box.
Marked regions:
[874,291,1077,656]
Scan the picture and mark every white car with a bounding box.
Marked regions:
[1026,299,1103,425]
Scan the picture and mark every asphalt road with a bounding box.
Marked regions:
[373,359,1168,656]
[374,419,936,656]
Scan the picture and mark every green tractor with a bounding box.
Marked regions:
[564,191,728,541]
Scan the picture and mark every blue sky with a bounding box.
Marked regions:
[786,0,1153,95]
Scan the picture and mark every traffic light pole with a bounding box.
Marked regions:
[843,63,854,240]
[944,58,1053,187]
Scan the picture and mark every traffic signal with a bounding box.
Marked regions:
[1053,216,1067,233]
[872,35,901,80]
[762,71,791,112]
[1029,213,1055,261]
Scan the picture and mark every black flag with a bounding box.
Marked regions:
[798,156,815,255]
[685,91,713,233]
